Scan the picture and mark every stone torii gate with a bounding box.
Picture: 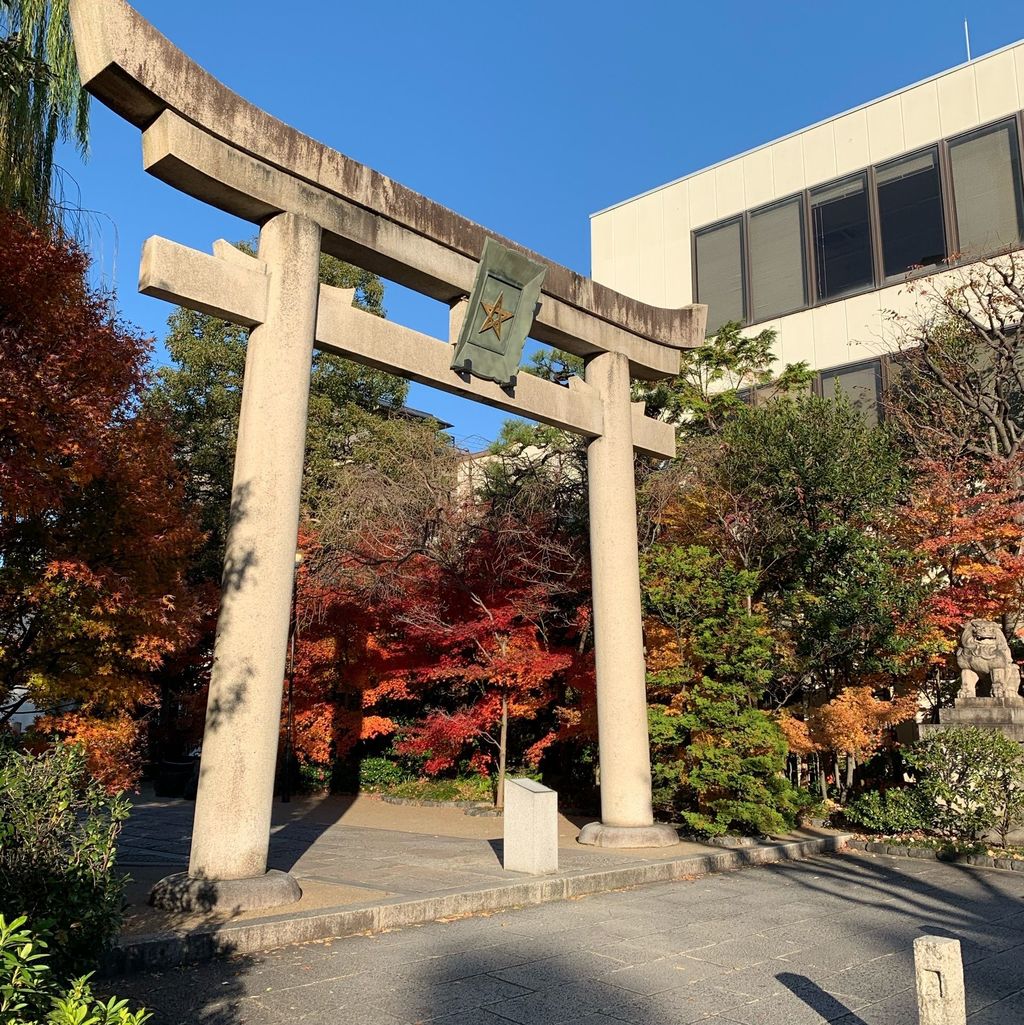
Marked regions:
[69,0,707,911]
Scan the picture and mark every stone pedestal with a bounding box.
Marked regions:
[919,697,1024,742]
[914,935,966,1025]
[503,778,558,875]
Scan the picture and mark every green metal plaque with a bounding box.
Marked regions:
[451,237,546,389]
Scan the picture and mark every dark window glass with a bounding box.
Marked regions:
[950,120,1024,256]
[819,360,882,426]
[749,198,806,321]
[876,149,946,277]
[811,174,874,300]
[695,219,744,334]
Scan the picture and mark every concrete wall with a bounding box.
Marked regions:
[591,41,1024,375]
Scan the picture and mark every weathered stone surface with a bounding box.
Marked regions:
[956,619,1023,701]
[150,869,302,913]
[185,213,321,885]
[920,697,1024,742]
[581,351,673,840]
[502,779,558,876]
[68,0,707,374]
[577,822,680,848]
[914,935,966,1025]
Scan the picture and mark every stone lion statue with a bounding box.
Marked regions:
[957,619,1022,700]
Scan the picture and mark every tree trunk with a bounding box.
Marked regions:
[818,754,827,802]
[845,751,856,795]
[495,695,508,810]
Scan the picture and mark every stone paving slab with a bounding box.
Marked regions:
[110,790,848,973]
[102,851,1024,1024]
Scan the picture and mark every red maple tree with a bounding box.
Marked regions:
[0,211,204,788]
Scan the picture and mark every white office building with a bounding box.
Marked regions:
[590,41,1024,422]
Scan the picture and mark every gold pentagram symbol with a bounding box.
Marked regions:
[479,291,514,342]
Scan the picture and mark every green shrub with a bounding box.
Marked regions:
[298,762,331,792]
[386,775,493,802]
[358,757,407,791]
[0,914,149,1025]
[0,746,128,979]
[844,788,932,834]
[907,726,1024,844]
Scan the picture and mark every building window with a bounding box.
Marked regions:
[818,359,883,426]
[876,148,946,278]
[949,120,1024,257]
[749,197,806,321]
[811,173,874,300]
[695,218,744,335]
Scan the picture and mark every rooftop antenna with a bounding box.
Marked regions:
[964,18,972,61]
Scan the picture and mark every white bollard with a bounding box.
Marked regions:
[503,778,559,874]
[914,935,966,1025]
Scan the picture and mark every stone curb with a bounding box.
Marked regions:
[104,833,849,976]
[377,796,493,809]
[847,837,1024,871]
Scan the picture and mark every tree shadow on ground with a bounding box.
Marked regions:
[101,851,1024,1025]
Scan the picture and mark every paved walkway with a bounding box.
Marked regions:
[116,791,839,961]
[119,789,708,917]
[106,850,1024,1024]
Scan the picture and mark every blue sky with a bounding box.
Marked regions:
[60,0,1024,450]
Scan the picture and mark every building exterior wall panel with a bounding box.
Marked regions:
[801,122,838,188]
[866,95,907,163]
[900,81,943,149]
[661,181,693,306]
[976,49,1019,123]
[742,146,775,209]
[590,211,614,285]
[714,160,746,219]
[610,202,640,300]
[636,192,666,307]
[936,65,979,137]
[775,309,815,369]
[810,300,848,370]
[687,172,718,235]
[771,133,806,198]
[834,109,871,178]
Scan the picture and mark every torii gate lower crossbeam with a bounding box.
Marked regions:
[69,0,706,912]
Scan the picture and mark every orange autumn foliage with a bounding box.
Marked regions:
[804,686,919,760]
[35,711,145,794]
[0,211,204,786]
[898,456,1024,653]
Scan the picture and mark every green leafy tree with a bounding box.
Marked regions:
[641,544,806,836]
[0,0,88,224]
[712,396,927,709]
[644,321,811,438]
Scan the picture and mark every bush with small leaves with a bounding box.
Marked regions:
[0,915,149,1025]
[843,788,933,835]
[358,757,408,791]
[907,726,1024,844]
[0,745,128,979]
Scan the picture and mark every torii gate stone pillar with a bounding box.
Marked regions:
[184,213,321,900]
[581,351,675,845]
[69,0,705,910]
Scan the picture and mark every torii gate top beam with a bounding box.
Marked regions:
[68,0,705,380]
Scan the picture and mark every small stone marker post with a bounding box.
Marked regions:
[914,936,966,1025]
[503,778,558,875]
